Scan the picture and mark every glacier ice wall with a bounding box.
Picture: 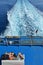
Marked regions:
[4,0,43,36]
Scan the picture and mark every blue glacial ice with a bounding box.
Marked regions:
[4,0,43,36]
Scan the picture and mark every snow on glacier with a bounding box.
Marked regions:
[4,0,43,36]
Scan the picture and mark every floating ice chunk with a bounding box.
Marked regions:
[4,0,43,36]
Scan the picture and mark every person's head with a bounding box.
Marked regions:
[1,52,17,60]
[1,54,9,60]
[5,52,17,60]
[8,52,17,60]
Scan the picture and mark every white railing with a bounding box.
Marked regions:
[2,59,24,65]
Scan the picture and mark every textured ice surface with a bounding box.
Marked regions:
[4,0,43,36]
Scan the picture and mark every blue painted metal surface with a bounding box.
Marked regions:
[0,46,43,65]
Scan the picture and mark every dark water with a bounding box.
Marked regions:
[0,4,13,34]
[29,0,43,12]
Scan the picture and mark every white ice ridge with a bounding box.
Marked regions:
[4,0,43,36]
